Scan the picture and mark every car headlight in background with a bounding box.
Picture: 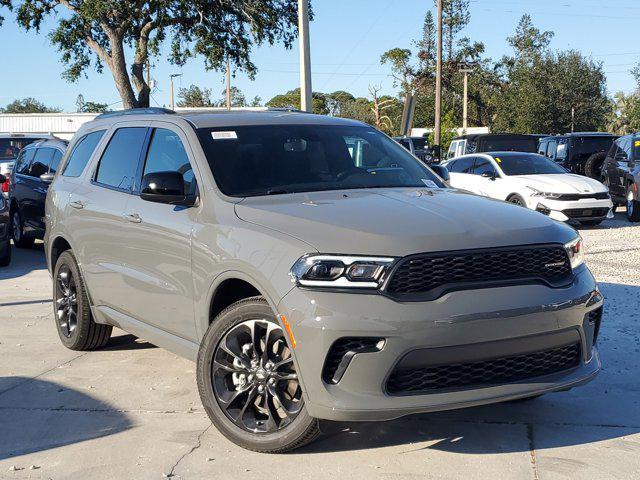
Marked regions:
[290,255,396,288]
[528,187,562,199]
[564,236,585,270]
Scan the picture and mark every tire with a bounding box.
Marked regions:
[627,184,640,222]
[11,209,35,249]
[507,194,527,207]
[580,220,603,227]
[197,296,320,453]
[584,152,607,179]
[0,239,11,267]
[53,250,112,350]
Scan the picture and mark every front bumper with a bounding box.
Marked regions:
[525,196,613,222]
[278,266,602,421]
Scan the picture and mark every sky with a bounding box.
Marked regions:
[2,0,640,112]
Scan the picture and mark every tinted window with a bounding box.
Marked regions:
[449,157,474,173]
[95,128,147,191]
[0,138,43,160]
[556,140,568,160]
[412,138,428,150]
[573,136,615,155]
[63,130,106,177]
[16,149,35,175]
[29,148,54,177]
[49,150,63,173]
[197,125,444,197]
[143,129,196,195]
[545,140,557,158]
[494,153,567,175]
[474,157,497,176]
[477,136,538,153]
[537,140,547,155]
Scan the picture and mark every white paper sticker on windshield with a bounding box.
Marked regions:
[211,131,237,140]
[422,179,438,188]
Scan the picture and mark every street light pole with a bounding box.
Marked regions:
[169,73,182,110]
[226,56,231,110]
[298,0,313,112]
[434,0,443,151]
[459,67,473,131]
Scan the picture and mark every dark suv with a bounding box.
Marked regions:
[538,133,617,179]
[9,139,67,247]
[393,136,434,163]
[601,133,640,222]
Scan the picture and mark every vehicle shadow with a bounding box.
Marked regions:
[297,281,640,455]
[103,333,157,351]
[0,378,133,460]
[577,209,635,230]
[0,242,47,280]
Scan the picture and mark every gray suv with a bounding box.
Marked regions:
[45,108,603,453]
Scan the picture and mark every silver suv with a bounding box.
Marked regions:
[45,108,602,453]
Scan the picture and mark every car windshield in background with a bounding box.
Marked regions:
[412,137,428,150]
[0,138,42,159]
[478,137,538,153]
[197,125,445,197]
[572,136,614,154]
[493,153,568,175]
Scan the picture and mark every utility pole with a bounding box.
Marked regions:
[571,106,575,133]
[226,56,231,110]
[434,0,443,152]
[169,73,182,110]
[459,65,474,131]
[298,0,313,112]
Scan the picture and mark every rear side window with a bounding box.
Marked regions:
[449,157,474,173]
[30,148,54,178]
[143,128,196,195]
[16,149,36,175]
[95,127,147,191]
[63,130,106,177]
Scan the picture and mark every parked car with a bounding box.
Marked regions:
[45,108,602,453]
[393,136,434,163]
[0,174,11,266]
[446,133,539,159]
[442,152,613,226]
[601,133,640,222]
[538,133,617,179]
[0,134,58,197]
[9,138,67,248]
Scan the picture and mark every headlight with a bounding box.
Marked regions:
[528,187,562,199]
[290,255,396,289]
[564,236,585,270]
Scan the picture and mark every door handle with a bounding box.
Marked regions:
[70,200,85,209]
[124,213,142,223]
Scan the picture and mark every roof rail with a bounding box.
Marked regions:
[266,107,306,113]
[95,107,176,119]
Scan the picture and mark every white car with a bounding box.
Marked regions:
[442,151,614,226]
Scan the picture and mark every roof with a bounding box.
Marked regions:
[0,133,59,139]
[452,133,537,141]
[23,138,68,150]
[540,132,616,139]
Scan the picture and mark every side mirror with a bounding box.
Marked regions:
[140,171,197,206]
[40,173,55,184]
[431,164,450,182]
[481,171,497,180]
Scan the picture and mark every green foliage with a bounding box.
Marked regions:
[1,97,61,113]
[428,109,457,152]
[177,85,214,108]
[507,14,554,59]
[266,88,329,115]
[75,94,109,112]
[11,0,309,108]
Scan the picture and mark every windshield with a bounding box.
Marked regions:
[412,137,428,151]
[494,153,567,175]
[0,138,42,159]
[477,136,538,153]
[572,136,614,155]
[197,125,445,197]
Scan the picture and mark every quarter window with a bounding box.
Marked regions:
[95,127,147,191]
[450,157,474,173]
[29,148,54,178]
[143,129,196,195]
[62,130,106,177]
[49,150,63,173]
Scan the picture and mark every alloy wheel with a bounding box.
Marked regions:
[628,190,635,217]
[56,265,78,338]
[212,319,302,433]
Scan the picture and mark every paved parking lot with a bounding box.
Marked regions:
[1,214,639,479]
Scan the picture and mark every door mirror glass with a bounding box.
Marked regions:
[431,164,450,182]
[39,173,55,183]
[140,171,196,206]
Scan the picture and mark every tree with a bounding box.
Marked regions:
[266,88,329,115]
[368,85,395,132]
[440,0,470,61]
[380,48,415,94]
[75,94,109,112]
[1,97,61,113]
[12,1,308,109]
[507,14,554,60]
[176,85,214,108]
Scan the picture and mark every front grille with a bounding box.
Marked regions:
[563,207,610,219]
[556,192,609,201]
[588,307,603,345]
[322,337,384,384]
[385,245,572,301]
[386,343,581,395]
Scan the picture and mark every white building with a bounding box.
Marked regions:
[0,113,100,140]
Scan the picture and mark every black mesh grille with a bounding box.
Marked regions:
[322,337,383,384]
[562,207,610,219]
[386,343,581,395]
[385,245,572,300]
[556,192,609,201]
[588,307,603,345]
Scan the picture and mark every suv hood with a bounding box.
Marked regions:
[235,188,576,257]
[511,174,607,194]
